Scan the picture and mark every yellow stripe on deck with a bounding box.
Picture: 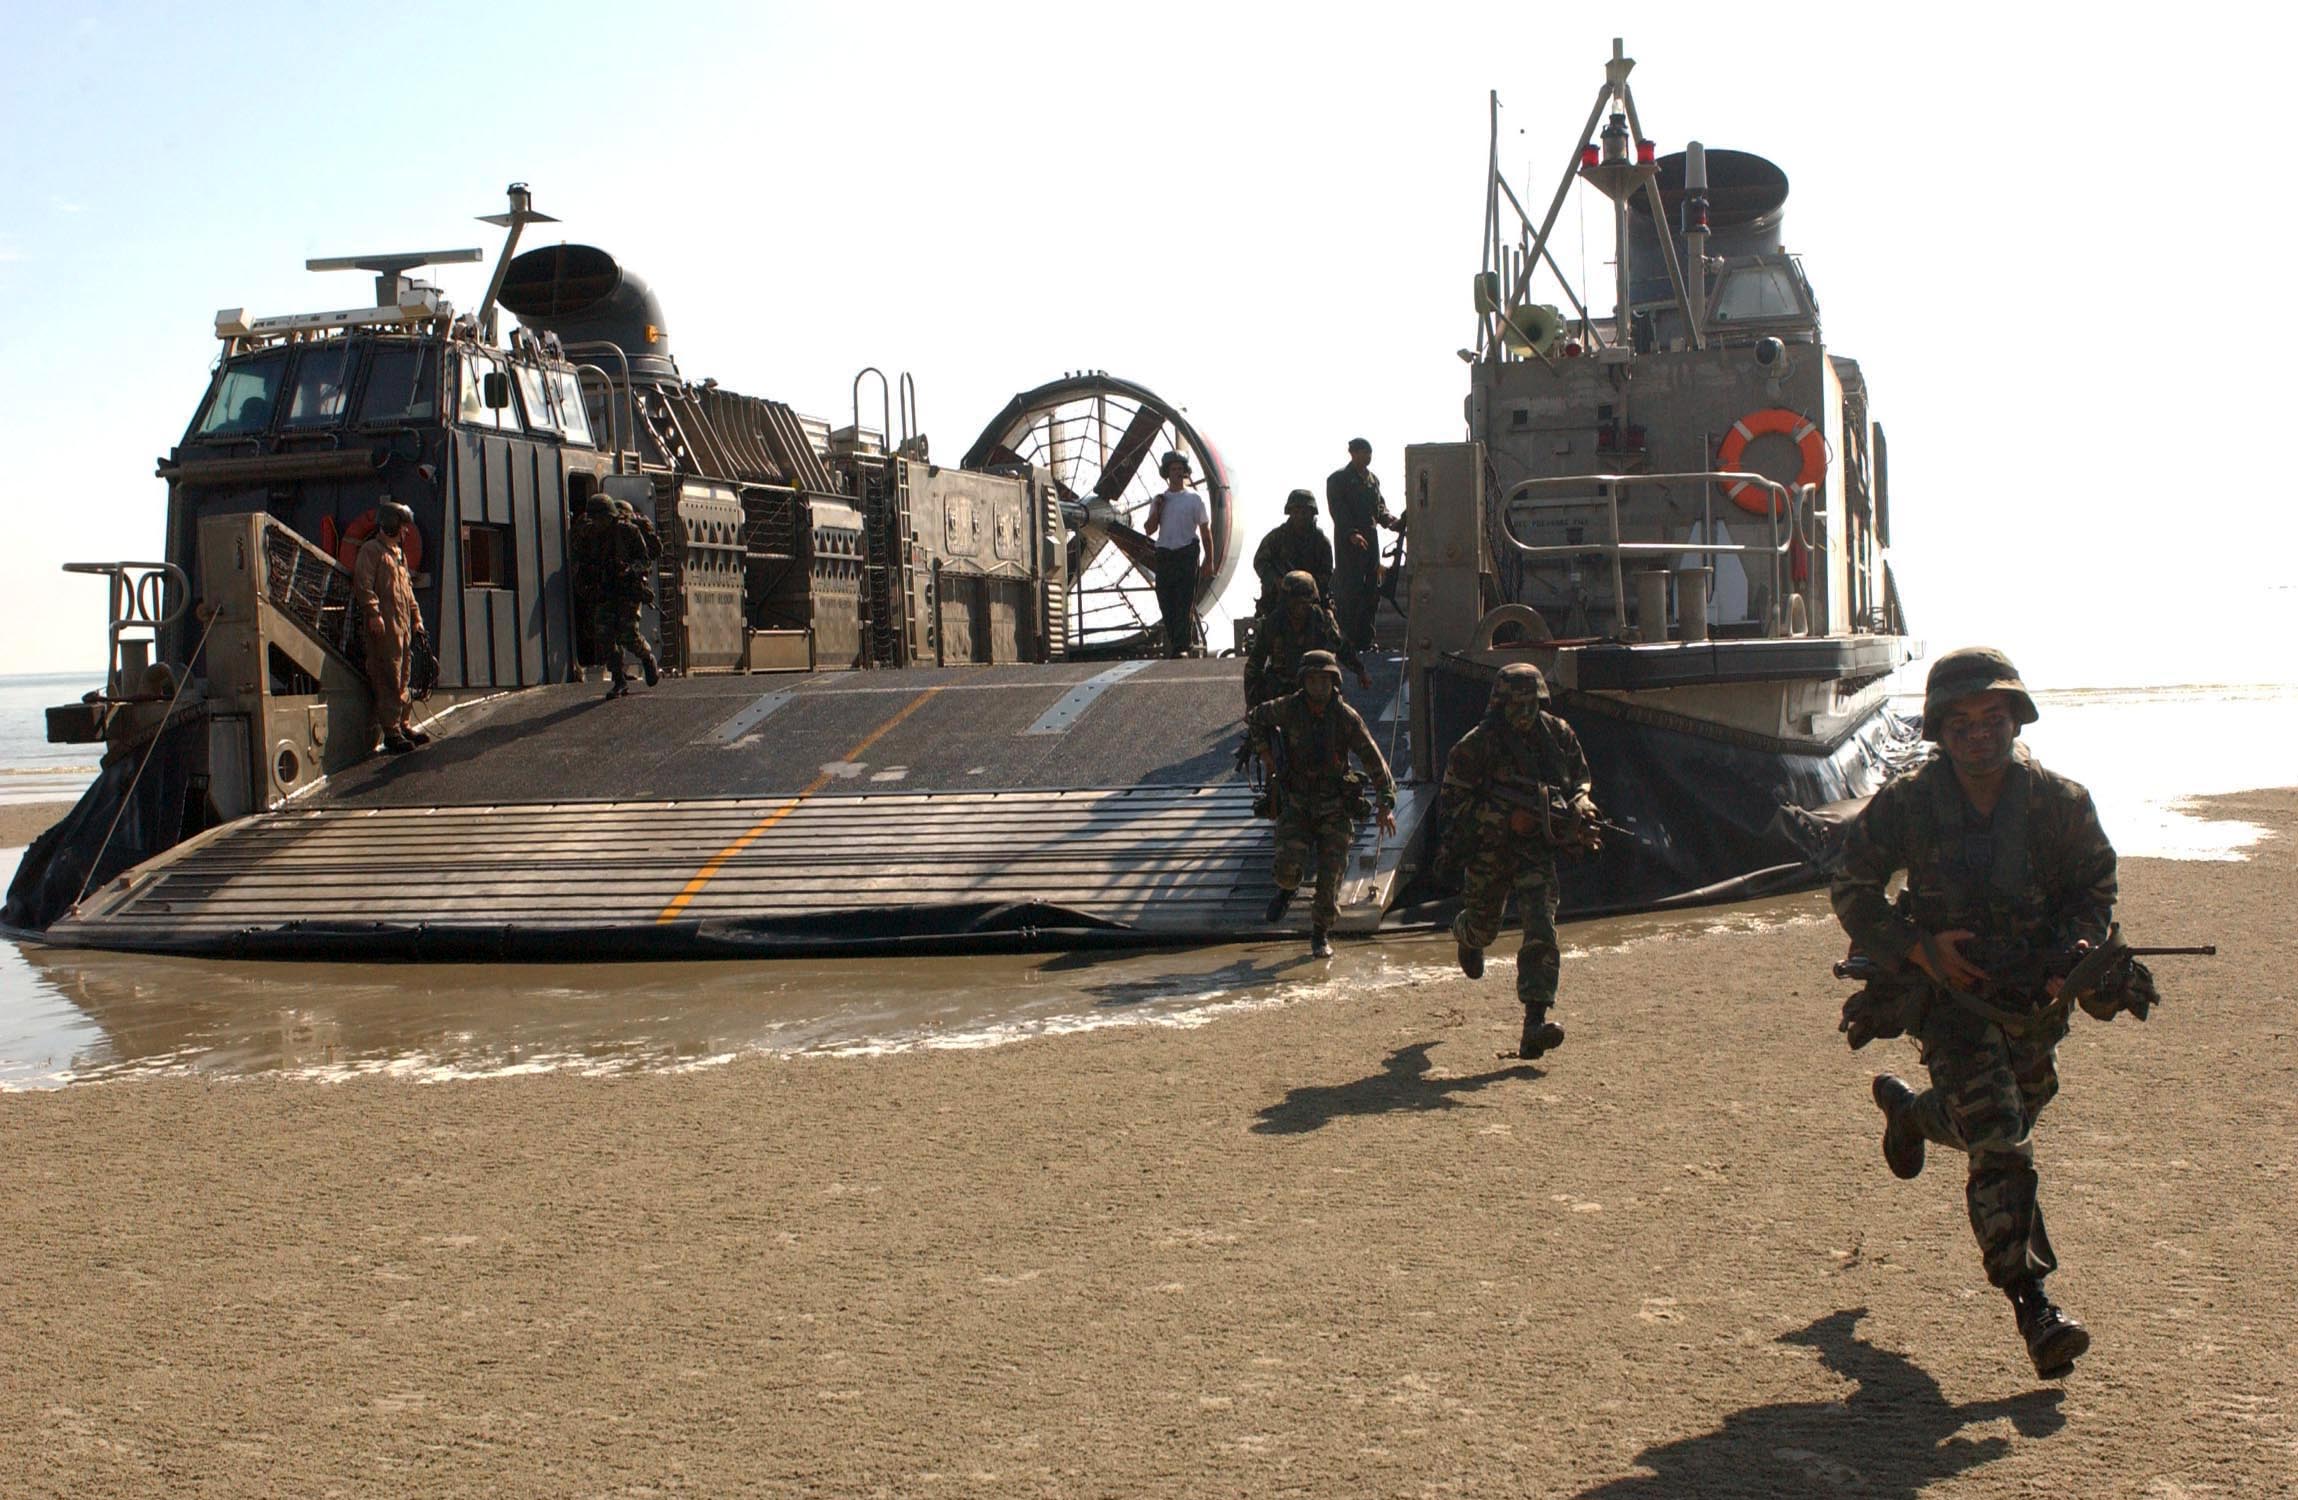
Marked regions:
[655,687,944,924]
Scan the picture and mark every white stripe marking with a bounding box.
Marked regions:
[708,689,796,743]
[1021,660,1156,736]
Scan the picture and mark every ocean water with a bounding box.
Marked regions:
[0,676,2289,1089]
[0,673,103,805]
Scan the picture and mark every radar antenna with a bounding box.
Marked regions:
[305,248,483,307]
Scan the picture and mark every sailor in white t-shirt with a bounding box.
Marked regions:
[1145,451,1214,657]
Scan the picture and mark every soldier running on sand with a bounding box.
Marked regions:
[1830,646,2135,1380]
[1246,649,1397,960]
[1436,663,1603,1061]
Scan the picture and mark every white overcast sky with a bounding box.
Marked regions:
[2,1,2291,686]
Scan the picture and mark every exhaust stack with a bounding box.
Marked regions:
[498,243,677,380]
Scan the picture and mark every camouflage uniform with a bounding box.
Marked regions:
[573,498,662,691]
[1325,458,1397,653]
[1831,646,2111,1378]
[1245,658,1396,937]
[1438,666,1592,1025]
[1251,494,1335,616]
[1245,579,1363,710]
[1831,744,2116,1289]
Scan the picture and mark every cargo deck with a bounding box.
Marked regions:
[42,658,1431,958]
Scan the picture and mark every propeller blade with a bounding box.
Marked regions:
[983,439,1077,502]
[1094,519,1159,572]
[1092,403,1169,501]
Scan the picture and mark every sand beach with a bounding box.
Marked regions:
[1,789,2292,1497]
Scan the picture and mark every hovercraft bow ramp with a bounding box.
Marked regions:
[43,660,1430,960]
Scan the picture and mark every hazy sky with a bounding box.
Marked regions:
[3,1,2290,686]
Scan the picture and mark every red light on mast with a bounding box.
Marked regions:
[1636,140,1656,165]
[1580,144,1600,169]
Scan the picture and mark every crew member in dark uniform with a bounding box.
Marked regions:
[1325,437,1402,653]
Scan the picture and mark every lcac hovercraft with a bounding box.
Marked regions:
[1398,38,1920,917]
[7,187,1432,959]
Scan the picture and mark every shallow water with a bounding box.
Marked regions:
[1,684,2287,1089]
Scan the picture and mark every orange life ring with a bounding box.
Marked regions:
[1716,408,1824,517]
[336,508,425,575]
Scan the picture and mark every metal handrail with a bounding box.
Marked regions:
[1495,471,1816,637]
[62,560,190,694]
[564,340,636,475]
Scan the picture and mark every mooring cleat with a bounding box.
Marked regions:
[1872,1074,1926,1180]
[2010,1280,2090,1379]
[1309,929,1333,959]
[1457,942,1484,979]
[1264,888,1294,923]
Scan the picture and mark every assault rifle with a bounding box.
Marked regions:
[1483,777,1631,852]
[1249,726,1289,821]
[1437,778,1626,879]
[1832,924,2215,1046]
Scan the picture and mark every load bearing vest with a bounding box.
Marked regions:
[1716,408,1825,517]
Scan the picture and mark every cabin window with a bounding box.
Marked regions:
[457,352,524,432]
[282,343,356,428]
[513,364,559,435]
[1711,265,1807,323]
[552,370,594,446]
[194,350,288,436]
[358,343,440,424]
[461,522,513,589]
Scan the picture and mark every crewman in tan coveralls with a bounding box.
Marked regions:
[352,498,428,754]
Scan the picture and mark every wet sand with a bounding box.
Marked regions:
[0,800,74,848]
[3,790,2292,1497]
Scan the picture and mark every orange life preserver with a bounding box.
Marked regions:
[1716,408,1824,517]
[336,508,425,575]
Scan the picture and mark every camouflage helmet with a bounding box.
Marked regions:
[1284,488,1317,515]
[377,499,415,530]
[585,492,614,516]
[1491,662,1550,708]
[1921,646,2037,741]
[1297,648,1344,683]
[1281,569,1319,600]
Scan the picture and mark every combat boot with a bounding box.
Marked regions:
[641,651,660,687]
[2008,1278,2090,1379]
[1457,942,1484,979]
[380,733,415,755]
[1264,888,1294,922]
[1309,928,1333,959]
[1517,1007,1565,1059]
[606,676,630,699]
[1872,1074,1926,1180]
[404,726,433,746]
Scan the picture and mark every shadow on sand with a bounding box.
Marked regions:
[1575,1308,2065,1498]
[1252,1041,1537,1135]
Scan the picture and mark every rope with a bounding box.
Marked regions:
[72,606,223,913]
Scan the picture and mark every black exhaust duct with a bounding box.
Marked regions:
[1628,148,1790,305]
[499,243,677,380]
